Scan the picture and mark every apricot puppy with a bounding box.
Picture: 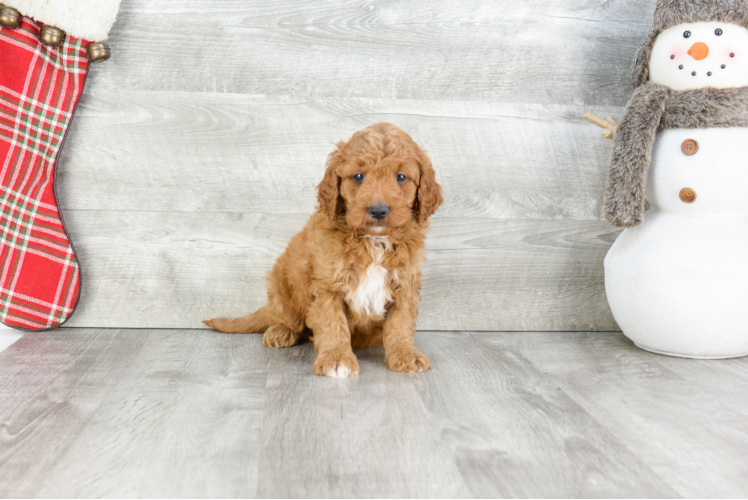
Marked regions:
[204,122,443,378]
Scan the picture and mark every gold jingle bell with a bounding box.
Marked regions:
[0,6,22,29]
[87,42,111,62]
[39,25,65,46]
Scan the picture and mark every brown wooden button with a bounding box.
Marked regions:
[679,188,697,204]
[681,139,699,156]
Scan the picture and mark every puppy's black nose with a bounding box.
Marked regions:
[368,204,389,221]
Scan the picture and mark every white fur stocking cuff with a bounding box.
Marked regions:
[2,0,122,41]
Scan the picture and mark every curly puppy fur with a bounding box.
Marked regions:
[204,123,443,378]
[633,0,748,86]
[606,85,748,227]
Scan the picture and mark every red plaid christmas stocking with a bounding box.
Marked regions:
[0,1,120,331]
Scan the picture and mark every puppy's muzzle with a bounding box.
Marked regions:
[368,204,389,221]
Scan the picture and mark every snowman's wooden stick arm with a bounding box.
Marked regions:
[584,112,618,140]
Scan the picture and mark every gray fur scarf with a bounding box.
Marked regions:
[605,85,748,227]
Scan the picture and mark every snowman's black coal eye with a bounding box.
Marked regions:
[679,65,684,69]
[722,64,727,68]
[684,31,692,38]
[353,173,364,183]
[716,28,723,36]
[731,52,736,57]
[692,71,697,76]
[670,54,675,59]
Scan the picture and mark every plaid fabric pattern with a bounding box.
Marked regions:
[0,16,89,330]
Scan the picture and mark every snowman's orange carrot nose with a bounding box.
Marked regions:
[688,42,709,60]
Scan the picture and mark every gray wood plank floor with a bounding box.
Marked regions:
[1,329,747,498]
[51,0,658,330]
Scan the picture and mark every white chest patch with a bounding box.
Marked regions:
[346,236,394,319]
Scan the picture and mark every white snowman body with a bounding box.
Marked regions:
[605,21,748,358]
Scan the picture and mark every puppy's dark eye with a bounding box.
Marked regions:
[353,173,364,183]
[396,173,407,183]
[716,28,723,36]
[684,31,691,38]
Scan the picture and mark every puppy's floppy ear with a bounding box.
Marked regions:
[414,148,443,222]
[317,144,345,221]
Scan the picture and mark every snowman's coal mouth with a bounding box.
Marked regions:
[677,64,727,76]
[673,52,735,77]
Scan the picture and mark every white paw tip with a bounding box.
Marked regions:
[328,365,350,378]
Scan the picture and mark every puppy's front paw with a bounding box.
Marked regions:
[314,349,360,378]
[263,324,301,348]
[387,346,432,373]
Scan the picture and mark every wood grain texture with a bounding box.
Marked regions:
[91,0,653,106]
[58,92,618,219]
[51,0,649,330]
[55,92,623,330]
[2,330,747,497]
[256,340,469,498]
[60,212,620,331]
[0,329,268,498]
[413,332,679,498]
[515,333,748,498]
[0,329,149,496]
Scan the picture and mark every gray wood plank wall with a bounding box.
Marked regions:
[57,0,656,330]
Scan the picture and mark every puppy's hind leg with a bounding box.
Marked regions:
[262,325,309,348]
[204,306,269,334]
[262,300,308,348]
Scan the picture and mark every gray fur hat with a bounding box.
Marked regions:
[632,0,748,86]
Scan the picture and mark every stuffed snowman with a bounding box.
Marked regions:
[600,0,748,358]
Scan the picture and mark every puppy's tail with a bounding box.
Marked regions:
[203,306,269,334]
